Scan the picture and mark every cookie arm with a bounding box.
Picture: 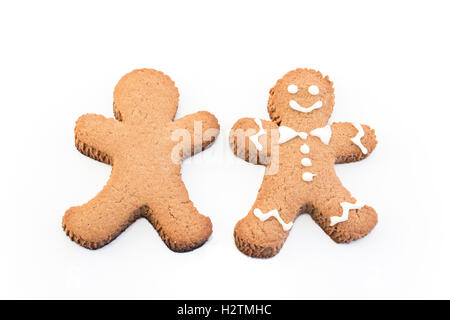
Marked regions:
[330,122,377,164]
[171,111,220,159]
[75,114,122,164]
[229,118,279,165]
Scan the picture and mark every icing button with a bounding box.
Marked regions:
[301,158,312,167]
[302,172,316,182]
[300,144,310,154]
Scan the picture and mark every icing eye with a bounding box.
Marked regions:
[308,85,319,95]
[287,84,298,94]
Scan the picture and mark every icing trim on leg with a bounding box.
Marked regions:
[253,208,293,231]
[330,201,364,226]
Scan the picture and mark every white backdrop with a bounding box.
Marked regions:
[1,0,449,299]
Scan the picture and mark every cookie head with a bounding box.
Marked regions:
[113,69,180,125]
[268,68,335,131]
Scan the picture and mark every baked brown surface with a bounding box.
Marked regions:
[230,68,378,258]
[63,69,220,251]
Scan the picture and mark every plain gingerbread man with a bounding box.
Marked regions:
[63,69,220,251]
[230,68,378,258]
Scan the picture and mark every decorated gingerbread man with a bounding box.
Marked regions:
[63,69,220,251]
[230,68,378,258]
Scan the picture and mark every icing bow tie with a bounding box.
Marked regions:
[278,124,332,145]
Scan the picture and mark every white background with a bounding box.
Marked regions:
[1,0,449,299]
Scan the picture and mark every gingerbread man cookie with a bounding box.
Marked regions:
[230,68,378,258]
[63,69,220,251]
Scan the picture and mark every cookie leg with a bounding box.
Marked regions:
[310,188,378,243]
[145,179,213,252]
[63,179,143,249]
[234,182,305,258]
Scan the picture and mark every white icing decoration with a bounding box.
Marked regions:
[254,208,293,231]
[298,132,308,140]
[249,118,266,151]
[310,125,332,145]
[289,99,323,113]
[350,123,368,154]
[300,144,310,154]
[287,84,298,94]
[330,201,364,226]
[278,126,308,144]
[278,126,298,144]
[308,85,319,95]
[301,158,312,167]
[302,172,316,182]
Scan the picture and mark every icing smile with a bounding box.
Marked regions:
[289,99,323,113]
[287,84,322,113]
